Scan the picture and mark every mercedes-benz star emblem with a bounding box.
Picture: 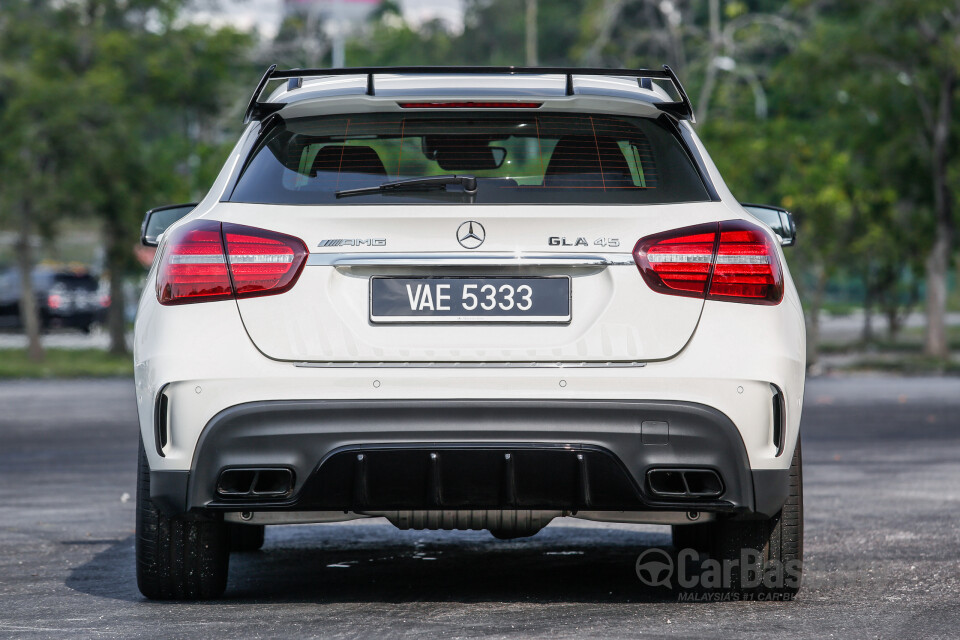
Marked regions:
[456,220,485,249]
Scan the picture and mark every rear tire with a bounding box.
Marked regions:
[672,440,803,596]
[136,438,229,600]
[229,523,265,552]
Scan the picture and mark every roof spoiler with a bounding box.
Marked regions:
[242,65,696,125]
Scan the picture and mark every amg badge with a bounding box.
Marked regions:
[318,238,386,247]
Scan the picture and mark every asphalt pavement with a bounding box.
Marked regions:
[1,376,959,638]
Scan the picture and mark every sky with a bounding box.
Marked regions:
[187,0,466,39]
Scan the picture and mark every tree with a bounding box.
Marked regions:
[342,0,585,68]
[702,115,861,364]
[578,0,958,362]
[575,0,802,124]
[64,1,253,354]
[1,1,254,357]
[0,1,90,362]
[817,0,959,358]
[345,14,456,67]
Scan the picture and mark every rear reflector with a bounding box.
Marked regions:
[633,220,783,305]
[397,101,543,109]
[157,221,307,305]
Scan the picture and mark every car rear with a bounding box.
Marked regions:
[41,271,106,331]
[133,68,805,599]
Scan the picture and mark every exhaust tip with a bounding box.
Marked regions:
[216,467,294,499]
[646,468,724,500]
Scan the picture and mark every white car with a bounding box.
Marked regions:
[134,66,805,599]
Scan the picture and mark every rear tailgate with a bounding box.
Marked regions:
[214,202,728,363]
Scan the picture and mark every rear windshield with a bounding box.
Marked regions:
[228,112,711,205]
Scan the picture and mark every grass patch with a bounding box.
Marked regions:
[898,323,960,344]
[817,301,862,316]
[832,355,960,375]
[0,348,133,379]
[820,324,960,354]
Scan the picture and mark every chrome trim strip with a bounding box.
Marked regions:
[293,361,647,368]
[307,252,636,267]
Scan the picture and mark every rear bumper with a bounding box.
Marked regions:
[150,399,790,519]
[42,309,99,326]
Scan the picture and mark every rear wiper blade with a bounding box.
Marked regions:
[335,174,477,199]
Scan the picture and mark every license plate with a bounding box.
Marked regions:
[370,276,571,323]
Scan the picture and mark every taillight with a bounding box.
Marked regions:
[157,221,232,305]
[157,221,307,305]
[633,222,717,298]
[223,223,308,298]
[47,294,62,309]
[633,220,783,305]
[709,221,783,304]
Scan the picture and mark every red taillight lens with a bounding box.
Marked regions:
[223,223,308,298]
[632,222,717,298]
[157,220,231,305]
[157,221,308,305]
[633,220,783,305]
[47,294,62,309]
[709,221,783,304]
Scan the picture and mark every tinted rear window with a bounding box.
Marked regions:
[229,112,711,205]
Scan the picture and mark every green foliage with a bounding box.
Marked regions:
[561,0,957,351]
[0,0,254,251]
[346,18,457,66]
[459,0,584,66]
[0,0,256,355]
[343,0,584,67]
[0,348,134,378]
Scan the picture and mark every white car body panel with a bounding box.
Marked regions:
[218,202,734,362]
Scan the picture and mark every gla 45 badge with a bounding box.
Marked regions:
[548,236,620,248]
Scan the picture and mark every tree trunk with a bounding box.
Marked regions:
[696,0,721,125]
[15,200,44,363]
[924,230,950,358]
[806,266,827,367]
[525,0,537,66]
[886,306,901,343]
[105,223,128,356]
[923,71,955,359]
[862,279,874,345]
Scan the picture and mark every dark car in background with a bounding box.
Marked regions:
[0,266,108,333]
